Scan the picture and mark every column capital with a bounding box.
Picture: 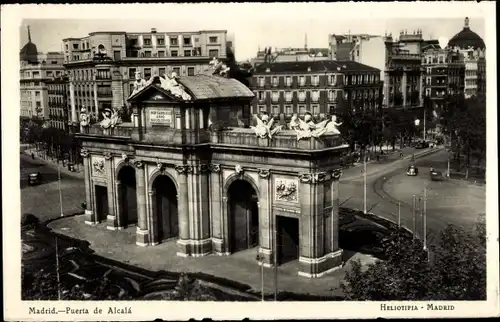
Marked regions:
[175,165,193,174]
[299,169,342,184]
[103,152,113,160]
[115,180,121,185]
[134,160,144,169]
[208,163,221,173]
[80,149,90,158]
[148,189,155,196]
[258,168,271,179]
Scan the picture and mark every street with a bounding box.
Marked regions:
[20,154,85,222]
[338,148,486,245]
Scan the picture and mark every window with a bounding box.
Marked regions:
[114,51,121,60]
[144,51,152,58]
[328,90,337,102]
[272,105,280,115]
[298,90,306,102]
[157,38,165,46]
[299,76,305,86]
[73,43,79,50]
[144,68,152,79]
[159,68,166,76]
[46,71,53,77]
[35,91,40,98]
[258,91,266,101]
[170,37,178,46]
[311,75,319,86]
[144,38,152,46]
[173,67,181,75]
[285,105,293,115]
[311,90,319,102]
[272,76,278,87]
[258,77,265,87]
[158,51,165,58]
[65,44,69,50]
[298,105,306,115]
[171,50,178,57]
[329,75,337,85]
[311,105,320,115]
[353,75,357,85]
[285,91,292,102]
[183,37,191,46]
[257,105,266,114]
[285,76,292,87]
[271,91,279,102]
[208,49,219,58]
[187,67,195,76]
[344,75,348,85]
[184,50,192,57]
[209,36,218,44]
[129,68,136,78]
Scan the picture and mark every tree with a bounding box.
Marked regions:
[341,215,486,300]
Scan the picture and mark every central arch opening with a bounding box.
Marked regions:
[227,179,259,253]
[117,165,137,227]
[152,175,179,241]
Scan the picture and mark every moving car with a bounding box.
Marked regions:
[28,172,42,185]
[415,141,429,149]
[430,169,445,181]
[406,165,419,176]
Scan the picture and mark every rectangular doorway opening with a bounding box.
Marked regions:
[276,216,299,265]
[95,185,108,222]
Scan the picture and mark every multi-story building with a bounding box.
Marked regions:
[447,17,486,98]
[46,75,70,131]
[251,45,330,66]
[383,30,428,110]
[19,26,65,120]
[422,47,465,108]
[62,28,230,125]
[250,60,382,119]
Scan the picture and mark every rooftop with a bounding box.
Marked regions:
[448,17,485,49]
[254,60,380,74]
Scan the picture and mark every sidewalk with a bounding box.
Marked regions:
[22,148,84,179]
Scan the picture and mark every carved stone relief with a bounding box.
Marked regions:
[91,156,106,176]
[274,177,298,203]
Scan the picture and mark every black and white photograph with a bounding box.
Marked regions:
[2,2,498,320]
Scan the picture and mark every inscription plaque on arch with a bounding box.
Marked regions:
[149,108,173,126]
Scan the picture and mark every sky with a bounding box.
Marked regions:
[15,3,486,62]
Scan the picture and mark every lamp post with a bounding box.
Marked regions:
[363,154,367,214]
[58,163,64,217]
[412,195,416,239]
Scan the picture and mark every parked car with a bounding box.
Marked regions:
[406,165,419,176]
[28,172,42,185]
[430,170,444,181]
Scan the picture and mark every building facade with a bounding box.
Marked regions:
[251,46,330,66]
[62,29,230,126]
[447,17,486,98]
[76,72,348,278]
[20,27,65,120]
[46,75,70,131]
[250,60,382,120]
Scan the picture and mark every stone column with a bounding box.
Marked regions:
[104,152,118,230]
[148,189,159,245]
[419,71,424,106]
[81,149,95,225]
[134,160,149,246]
[176,165,191,256]
[383,72,390,108]
[132,107,139,128]
[189,164,212,257]
[114,180,122,229]
[69,82,77,123]
[257,169,272,266]
[402,71,408,107]
[210,164,225,254]
[93,83,99,116]
[298,170,343,278]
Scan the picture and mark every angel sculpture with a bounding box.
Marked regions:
[100,108,121,129]
[289,113,330,141]
[130,71,148,97]
[79,107,90,128]
[324,114,342,135]
[159,72,192,101]
[250,113,282,139]
[210,57,230,77]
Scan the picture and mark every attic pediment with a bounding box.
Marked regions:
[128,84,184,103]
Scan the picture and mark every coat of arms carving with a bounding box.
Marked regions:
[93,159,106,175]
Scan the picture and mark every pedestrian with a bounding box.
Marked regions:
[400,152,404,159]
[31,152,35,160]
[411,154,415,162]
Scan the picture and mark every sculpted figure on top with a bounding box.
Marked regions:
[100,108,121,129]
[250,112,283,139]
[159,72,192,101]
[289,112,342,141]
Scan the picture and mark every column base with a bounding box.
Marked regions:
[257,247,273,267]
[136,229,149,247]
[106,215,118,230]
[298,249,343,278]
[212,237,228,254]
[176,239,212,257]
[176,239,191,257]
[84,209,96,225]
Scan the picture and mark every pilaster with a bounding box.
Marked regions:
[209,164,225,254]
[188,164,212,256]
[257,168,272,265]
[402,71,408,107]
[104,152,117,230]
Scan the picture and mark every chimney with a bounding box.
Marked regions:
[151,28,157,34]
